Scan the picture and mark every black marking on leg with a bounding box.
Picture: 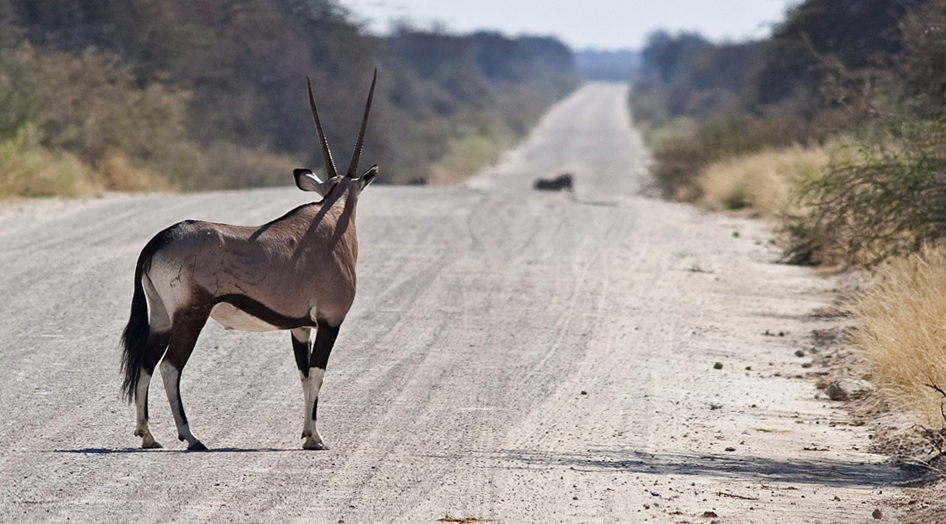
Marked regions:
[291,331,311,377]
[173,371,189,428]
[308,319,340,425]
[164,309,209,371]
[311,319,341,370]
[143,331,171,372]
[137,330,169,419]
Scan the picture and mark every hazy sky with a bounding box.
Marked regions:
[340,0,798,50]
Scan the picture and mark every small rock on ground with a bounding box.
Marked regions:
[826,379,875,401]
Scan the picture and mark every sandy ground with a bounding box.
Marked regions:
[0,83,905,523]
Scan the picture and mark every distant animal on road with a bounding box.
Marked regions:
[120,71,379,451]
[533,173,574,191]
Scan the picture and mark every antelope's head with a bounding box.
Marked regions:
[294,70,378,198]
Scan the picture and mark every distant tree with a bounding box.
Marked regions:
[634,31,763,121]
[896,0,946,116]
[640,30,711,83]
[754,0,922,107]
[0,0,22,48]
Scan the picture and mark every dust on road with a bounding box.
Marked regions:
[0,83,903,523]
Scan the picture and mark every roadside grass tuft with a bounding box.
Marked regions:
[855,244,946,429]
[698,145,829,218]
[645,113,808,201]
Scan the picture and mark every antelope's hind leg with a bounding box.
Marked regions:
[291,328,318,449]
[160,311,210,451]
[134,330,170,449]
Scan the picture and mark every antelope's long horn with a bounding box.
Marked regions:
[307,77,338,179]
[346,69,377,178]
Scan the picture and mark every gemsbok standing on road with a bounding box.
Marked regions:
[120,71,379,451]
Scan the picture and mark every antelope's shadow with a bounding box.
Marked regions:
[52,447,296,454]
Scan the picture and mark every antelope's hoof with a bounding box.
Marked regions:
[187,441,208,451]
[135,429,162,449]
[141,439,163,449]
[302,438,329,451]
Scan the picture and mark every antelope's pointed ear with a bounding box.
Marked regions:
[358,165,378,191]
[294,168,330,195]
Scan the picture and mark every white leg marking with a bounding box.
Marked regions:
[311,368,325,401]
[291,328,311,344]
[159,360,201,449]
[302,368,327,450]
[300,370,311,435]
[134,370,161,449]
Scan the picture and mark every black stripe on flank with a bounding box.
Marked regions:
[215,294,316,330]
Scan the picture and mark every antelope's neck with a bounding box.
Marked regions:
[318,188,358,259]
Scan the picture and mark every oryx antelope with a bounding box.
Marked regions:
[120,71,379,451]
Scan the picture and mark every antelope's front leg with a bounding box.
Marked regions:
[294,321,340,450]
[292,327,326,450]
[302,368,327,450]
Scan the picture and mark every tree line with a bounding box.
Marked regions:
[0,0,580,195]
[633,0,946,265]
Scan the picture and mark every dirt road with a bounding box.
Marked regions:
[0,83,903,523]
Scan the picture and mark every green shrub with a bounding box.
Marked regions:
[787,121,946,266]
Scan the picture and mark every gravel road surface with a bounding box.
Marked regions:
[0,83,903,523]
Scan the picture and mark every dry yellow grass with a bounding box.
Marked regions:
[100,151,174,192]
[855,244,946,428]
[0,124,102,198]
[0,126,179,199]
[698,145,829,217]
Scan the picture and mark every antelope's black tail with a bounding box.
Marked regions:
[120,234,168,402]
